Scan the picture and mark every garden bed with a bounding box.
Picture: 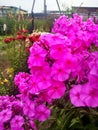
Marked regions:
[0,14,98,130]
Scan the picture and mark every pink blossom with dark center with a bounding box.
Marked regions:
[51,62,70,81]
[48,80,66,99]
[0,109,12,123]
[10,115,24,129]
[70,85,86,107]
[23,100,35,118]
[35,104,50,121]
[80,83,98,107]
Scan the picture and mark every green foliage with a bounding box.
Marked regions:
[37,95,98,130]
[0,34,30,95]
[0,17,30,35]
[6,18,17,34]
[0,16,54,35]
[0,67,18,95]
[6,39,29,75]
[0,17,6,35]
[34,18,54,32]
[0,17,17,35]
[0,36,8,50]
[0,38,29,95]
[0,31,40,95]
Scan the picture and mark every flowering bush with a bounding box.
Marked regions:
[1,14,98,130]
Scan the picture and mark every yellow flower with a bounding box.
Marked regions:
[3,79,9,83]
[0,82,4,85]
[6,68,14,74]
[9,74,12,78]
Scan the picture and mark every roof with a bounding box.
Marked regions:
[0,6,27,12]
[72,0,98,8]
[72,6,98,9]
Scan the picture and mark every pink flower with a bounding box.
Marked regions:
[23,100,35,118]
[10,115,24,129]
[0,109,12,123]
[52,15,68,35]
[30,120,38,130]
[40,33,67,47]
[20,87,29,100]
[72,65,87,83]
[88,74,98,87]
[38,89,52,103]
[14,72,29,86]
[48,80,66,99]
[18,82,28,93]
[11,127,24,130]
[0,123,4,130]
[30,62,51,75]
[12,100,23,115]
[69,85,86,107]
[80,83,98,107]
[37,74,51,90]
[63,53,78,71]
[51,62,70,81]
[35,104,50,121]
[28,76,40,94]
[50,44,70,60]
[77,31,92,48]
[28,44,47,68]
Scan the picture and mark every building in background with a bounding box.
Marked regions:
[0,6,28,17]
[72,6,98,19]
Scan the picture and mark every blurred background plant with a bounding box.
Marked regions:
[0,16,53,36]
[3,30,40,75]
[0,30,40,96]
[0,67,17,95]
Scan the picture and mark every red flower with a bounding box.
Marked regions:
[17,32,22,35]
[16,35,27,41]
[22,29,28,33]
[4,37,13,43]
[29,33,40,43]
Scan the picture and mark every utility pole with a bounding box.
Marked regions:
[56,0,61,14]
[44,0,47,17]
[31,0,35,12]
[31,0,61,15]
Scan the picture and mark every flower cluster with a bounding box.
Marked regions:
[15,25,98,129]
[51,13,98,107]
[4,29,40,51]
[0,95,25,130]
[1,14,98,129]
[70,51,98,107]
[0,94,47,130]
[52,14,98,50]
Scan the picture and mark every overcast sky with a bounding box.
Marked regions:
[0,0,98,13]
